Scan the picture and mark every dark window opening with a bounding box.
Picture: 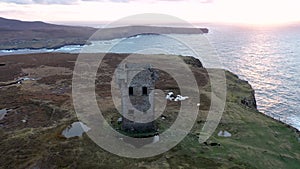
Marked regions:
[129,87,133,96]
[142,87,148,95]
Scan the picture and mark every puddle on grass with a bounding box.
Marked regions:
[218,130,232,137]
[153,135,160,144]
[16,77,36,84]
[0,109,10,120]
[62,122,91,138]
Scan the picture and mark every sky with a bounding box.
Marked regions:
[0,0,300,26]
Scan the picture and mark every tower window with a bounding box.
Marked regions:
[129,87,133,96]
[142,87,148,95]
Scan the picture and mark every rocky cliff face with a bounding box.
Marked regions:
[0,53,299,169]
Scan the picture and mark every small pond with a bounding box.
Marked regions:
[218,130,232,137]
[0,109,9,120]
[62,122,91,138]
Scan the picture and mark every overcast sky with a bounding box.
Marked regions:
[0,0,300,26]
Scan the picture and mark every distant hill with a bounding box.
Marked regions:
[0,17,68,30]
[0,17,208,50]
[0,17,96,50]
[90,25,208,40]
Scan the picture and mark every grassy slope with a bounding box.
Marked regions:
[0,53,299,169]
[0,17,96,50]
[189,71,300,169]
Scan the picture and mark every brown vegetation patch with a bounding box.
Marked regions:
[22,66,72,78]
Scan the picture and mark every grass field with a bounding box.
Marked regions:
[0,53,299,169]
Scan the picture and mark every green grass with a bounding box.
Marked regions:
[0,56,299,168]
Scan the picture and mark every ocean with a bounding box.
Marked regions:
[206,25,300,131]
[1,25,299,130]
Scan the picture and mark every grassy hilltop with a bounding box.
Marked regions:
[0,53,299,169]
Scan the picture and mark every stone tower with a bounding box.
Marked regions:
[116,62,158,134]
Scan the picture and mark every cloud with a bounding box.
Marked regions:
[33,0,76,4]
[200,0,214,3]
[0,0,78,4]
[79,0,132,1]
[0,10,25,15]
[0,0,214,5]
[83,0,214,2]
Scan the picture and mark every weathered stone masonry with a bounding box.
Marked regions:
[116,63,159,133]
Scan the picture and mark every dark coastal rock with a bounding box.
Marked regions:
[204,142,221,147]
[182,56,203,68]
[241,95,257,109]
